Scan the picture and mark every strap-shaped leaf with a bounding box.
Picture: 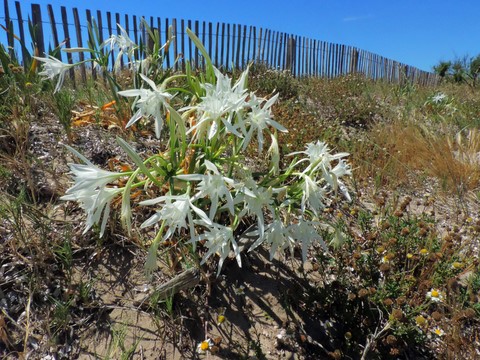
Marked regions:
[116,137,161,187]
[186,28,215,83]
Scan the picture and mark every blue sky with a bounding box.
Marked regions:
[1,0,479,72]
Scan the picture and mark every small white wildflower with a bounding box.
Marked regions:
[426,288,444,303]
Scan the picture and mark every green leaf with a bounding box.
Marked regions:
[186,28,215,83]
[116,137,161,187]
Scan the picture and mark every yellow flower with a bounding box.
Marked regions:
[419,248,428,255]
[376,246,385,254]
[432,327,445,336]
[406,253,414,259]
[415,315,427,327]
[451,262,463,269]
[217,315,226,325]
[197,339,214,354]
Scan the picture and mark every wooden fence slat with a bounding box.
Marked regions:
[157,17,162,50]
[310,39,314,76]
[298,36,302,76]
[265,29,271,65]
[225,23,230,69]
[106,12,115,67]
[135,15,143,60]
[305,37,309,76]
[236,24,242,69]
[97,11,104,46]
[246,26,252,67]
[202,21,206,69]
[279,32,285,70]
[181,19,185,71]
[115,13,124,68]
[173,18,178,70]
[231,23,236,69]
[252,26,256,63]
[61,6,75,83]
[272,31,278,69]
[208,22,212,66]
[241,25,247,69]
[165,18,170,68]
[261,28,268,62]
[31,4,45,56]
[257,28,262,62]
[188,19,192,64]
[72,7,86,82]
[4,0,14,57]
[220,23,225,68]
[194,20,199,67]
[14,1,28,67]
[85,9,96,79]
[47,5,60,59]
[215,22,219,67]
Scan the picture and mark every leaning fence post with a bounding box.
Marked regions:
[4,0,15,58]
[14,1,28,68]
[31,4,45,57]
[72,7,86,82]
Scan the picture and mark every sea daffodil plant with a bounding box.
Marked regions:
[56,27,353,276]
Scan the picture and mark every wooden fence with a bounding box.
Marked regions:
[2,0,438,86]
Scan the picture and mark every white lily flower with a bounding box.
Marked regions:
[322,159,352,201]
[242,93,287,153]
[237,182,274,239]
[176,160,235,220]
[61,187,122,237]
[139,193,211,241]
[249,218,294,260]
[431,92,447,104]
[288,141,349,174]
[288,220,325,261]
[64,162,124,195]
[101,24,137,72]
[34,55,75,93]
[299,173,326,215]
[195,223,240,276]
[185,66,248,140]
[118,74,173,138]
[61,147,126,236]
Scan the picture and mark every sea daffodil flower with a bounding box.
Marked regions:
[118,74,173,138]
[34,55,75,93]
[176,160,235,220]
[101,24,137,72]
[139,193,211,241]
[194,223,240,276]
[242,93,287,152]
[249,218,294,260]
[185,67,248,140]
[61,187,123,237]
[61,146,125,236]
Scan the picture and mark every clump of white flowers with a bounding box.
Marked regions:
[41,27,353,276]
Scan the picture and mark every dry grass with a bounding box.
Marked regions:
[353,121,480,197]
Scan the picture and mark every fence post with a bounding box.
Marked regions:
[72,7,86,82]
[85,10,96,79]
[60,6,75,84]
[46,5,60,59]
[14,1,28,67]
[31,4,45,56]
[285,36,295,73]
[4,0,15,58]
[173,18,178,71]
[349,48,358,74]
